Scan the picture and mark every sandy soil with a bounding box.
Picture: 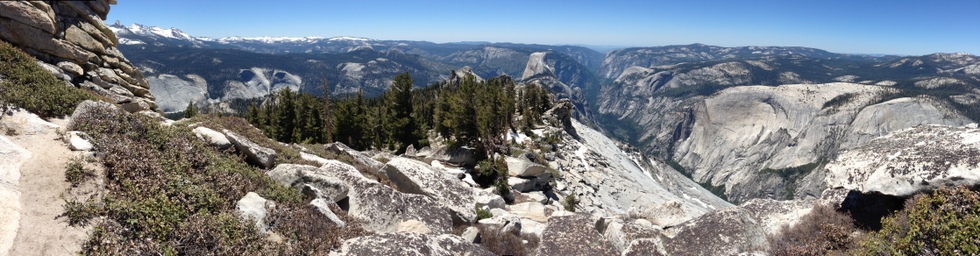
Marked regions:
[6,118,92,256]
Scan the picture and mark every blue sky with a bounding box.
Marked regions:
[107,0,980,55]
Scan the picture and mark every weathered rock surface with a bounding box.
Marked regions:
[266,163,455,234]
[473,188,505,210]
[192,126,231,150]
[332,232,494,256]
[646,207,768,255]
[382,157,477,224]
[66,131,93,151]
[325,142,386,178]
[148,74,208,112]
[0,135,30,255]
[548,119,731,218]
[536,214,618,256]
[505,156,547,177]
[235,192,273,232]
[739,198,815,235]
[825,124,980,197]
[628,201,690,228]
[418,144,476,167]
[671,84,970,202]
[0,0,157,112]
[223,129,276,169]
[310,198,346,228]
[0,108,60,135]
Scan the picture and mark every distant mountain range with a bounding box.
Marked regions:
[111,22,980,203]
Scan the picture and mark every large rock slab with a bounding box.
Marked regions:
[382,157,477,224]
[505,156,547,177]
[325,142,386,178]
[640,207,768,255]
[419,144,476,167]
[192,126,231,150]
[235,192,273,232]
[672,83,971,202]
[536,214,619,256]
[266,163,455,234]
[333,233,494,256]
[825,124,980,197]
[0,136,30,255]
[223,129,276,169]
[0,108,60,135]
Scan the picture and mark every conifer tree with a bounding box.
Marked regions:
[274,89,296,143]
[322,76,333,144]
[183,101,198,119]
[386,72,417,153]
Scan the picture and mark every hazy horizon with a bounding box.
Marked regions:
[107,0,980,56]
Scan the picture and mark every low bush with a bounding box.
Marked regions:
[67,103,368,254]
[0,40,92,118]
[859,186,980,255]
[476,207,493,220]
[477,224,540,256]
[264,202,370,253]
[768,203,864,255]
[64,157,92,187]
[563,193,580,212]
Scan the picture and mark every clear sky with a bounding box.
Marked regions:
[106,0,980,55]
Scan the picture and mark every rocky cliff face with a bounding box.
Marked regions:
[673,83,971,202]
[521,51,602,123]
[595,47,980,203]
[0,0,156,112]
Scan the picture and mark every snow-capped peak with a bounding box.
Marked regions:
[109,22,197,42]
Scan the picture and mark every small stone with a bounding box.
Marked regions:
[461,226,481,243]
[67,131,93,151]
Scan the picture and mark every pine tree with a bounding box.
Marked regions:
[246,102,261,129]
[385,72,417,153]
[183,101,198,119]
[322,76,333,144]
[274,89,296,143]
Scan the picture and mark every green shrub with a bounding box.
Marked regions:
[859,186,980,255]
[476,206,493,220]
[563,193,579,212]
[0,40,92,118]
[63,197,101,226]
[64,157,90,187]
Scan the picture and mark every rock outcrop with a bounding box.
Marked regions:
[0,135,30,254]
[224,129,276,169]
[536,214,618,256]
[825,124,980,197]
[669,84,970,202]
[382,157,477,224]
[548,119,731,218]
[266,163,457,234]
[0,0,157,112]
[332,232,494,256]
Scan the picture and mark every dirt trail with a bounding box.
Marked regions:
[7,118,91,256]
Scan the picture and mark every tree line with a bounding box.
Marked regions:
[244,72,553,159]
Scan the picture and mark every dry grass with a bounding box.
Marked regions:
[476,224,540,256]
